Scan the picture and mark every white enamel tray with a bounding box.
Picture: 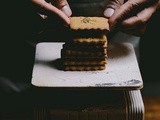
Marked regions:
[31,42,143,90]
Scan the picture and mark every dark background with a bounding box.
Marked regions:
[140,10,160,96]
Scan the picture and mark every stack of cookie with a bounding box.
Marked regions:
[61,17,109,71]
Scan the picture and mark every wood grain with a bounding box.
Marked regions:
[143,96,160,120]
[0,97,160,120]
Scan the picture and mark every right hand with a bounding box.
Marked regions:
[104,0,160,36]
[31,0,72,25]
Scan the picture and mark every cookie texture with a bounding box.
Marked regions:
[70,17,109,30]
[64,65,106,71]
[63,61,107,66]
[60,17,109,71]
[71,35,107,44]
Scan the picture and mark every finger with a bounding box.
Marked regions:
[32,0,70,25]
[121,3,158,29]
[109,0,158,27]
[104,0,124,18]
[122,25,147,36]
[43,2,70,24]
[53,0,72,17]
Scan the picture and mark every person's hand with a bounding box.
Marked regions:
[104,0,160,36]
[31,0,72,25]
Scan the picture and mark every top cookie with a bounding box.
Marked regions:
[70,17,109,30]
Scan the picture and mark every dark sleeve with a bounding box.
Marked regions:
[140,9,160,81]
[139,9,160,96]
[0,1,43,82]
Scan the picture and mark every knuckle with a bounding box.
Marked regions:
[55,0,67,6]
[137,16,147,25]
[55,0,68,9]
[113,0,124,4]
[40,1,48,9]
[107,0,124,9]
[127,0,139,8]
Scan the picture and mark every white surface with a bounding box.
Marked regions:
[31,42,143,90]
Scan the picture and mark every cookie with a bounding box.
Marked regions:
[60,17,109,71]
[64,65,106,71]
[70,17,109,30]
[70,34,107,44]
[63,42,107,49]
[70,30,106,38]
[63,45,107,52]
[62,57,107,61]
[61,55,108,60]
[63,60,107,66]
[61,49,107,56]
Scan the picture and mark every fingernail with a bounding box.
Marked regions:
[61,5,72,17]
[104,8,115,18]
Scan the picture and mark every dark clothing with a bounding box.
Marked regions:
[140,10,160,96]
[0,1,41,93]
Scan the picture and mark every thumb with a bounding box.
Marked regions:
[104,0,124,18]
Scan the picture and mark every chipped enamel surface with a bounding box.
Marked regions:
[31,43,143,90]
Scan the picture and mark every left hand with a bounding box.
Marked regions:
[31,0,72,25]
[104,0,160,36]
